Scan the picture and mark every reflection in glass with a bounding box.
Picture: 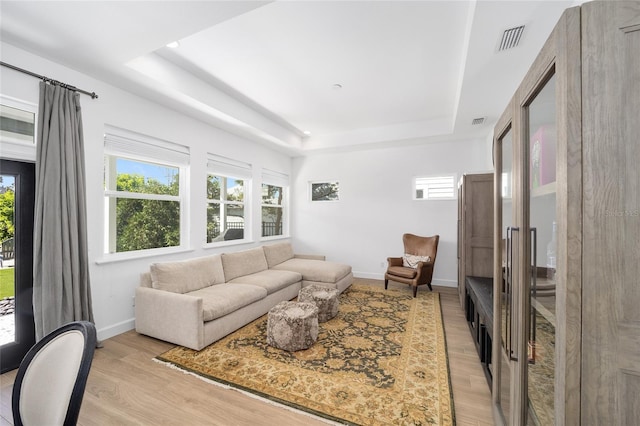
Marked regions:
[527,73,557,426]
[498,126,513,422]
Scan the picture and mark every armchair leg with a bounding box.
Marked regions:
[413,286,418,298]
[384,279,389,290]
[427,283,433,291]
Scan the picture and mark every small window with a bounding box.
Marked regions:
[262,169,289,238]
[0,95,37,161]
[414,174,456,200]
[207,155,251,244]
[103,127,189,255]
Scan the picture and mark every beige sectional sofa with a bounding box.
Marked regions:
[135,242,352,350]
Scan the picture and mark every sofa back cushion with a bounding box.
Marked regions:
[263,242,295,268]
[150,254,225,294]
[221,247,269,281]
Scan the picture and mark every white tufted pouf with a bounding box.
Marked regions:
[298,285,340,323]
[267,301,319,351]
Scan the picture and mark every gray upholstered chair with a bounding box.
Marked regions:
[12,321,96,426]
[385,234,439,297]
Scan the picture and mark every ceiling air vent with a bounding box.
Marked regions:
[498,25,525,51]
[472,117,485,125]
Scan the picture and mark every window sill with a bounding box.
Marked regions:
[260,235,290,242]
[202,239,255,250]
[95,246,195,265]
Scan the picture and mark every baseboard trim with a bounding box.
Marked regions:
[97,318,134,342]
[353,272,458,288]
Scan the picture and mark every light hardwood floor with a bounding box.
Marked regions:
[0,280,493,425]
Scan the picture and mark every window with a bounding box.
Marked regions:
[104,127,189,255]
[261,169,289,238]
[0,95,37,161]
[414,174,456,200]
[206,155,251,244]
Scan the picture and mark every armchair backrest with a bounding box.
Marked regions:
[403,234,439,262]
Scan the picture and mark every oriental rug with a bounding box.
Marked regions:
[156,283,455,425]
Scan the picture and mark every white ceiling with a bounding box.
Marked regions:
[0,1,576,155]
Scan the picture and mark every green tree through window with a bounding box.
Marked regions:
[114,174,180,252]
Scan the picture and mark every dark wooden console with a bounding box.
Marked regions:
[465,276,493,386]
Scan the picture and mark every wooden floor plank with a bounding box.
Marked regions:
[0,280,494,425]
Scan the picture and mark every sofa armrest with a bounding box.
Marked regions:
[135,287,205,350]
[387,257,403,267]
[294,254,326,261]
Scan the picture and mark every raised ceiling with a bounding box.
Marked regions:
[0,1,576,155]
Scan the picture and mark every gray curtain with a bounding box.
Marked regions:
[33,81,94,340]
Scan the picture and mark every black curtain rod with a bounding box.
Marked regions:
[1,61,99,99]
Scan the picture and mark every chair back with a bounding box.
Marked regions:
[403,234,439,261]
[12,321,96,426]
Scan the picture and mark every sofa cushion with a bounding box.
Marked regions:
[229,269,302,294]
[150,254,225,294]
[272,258,351,283]
[188,283,267,322]
[263,242,295,268]
[221,247,269,281]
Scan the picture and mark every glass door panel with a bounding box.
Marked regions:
[526,72,557,426]
[0,160,35,373]
[0,173,16,345]
[496,124,514,423]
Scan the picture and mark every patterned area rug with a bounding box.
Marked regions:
[156,284,454,425]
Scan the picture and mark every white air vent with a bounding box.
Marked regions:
[498,25,525,51]
[472,117,486,125]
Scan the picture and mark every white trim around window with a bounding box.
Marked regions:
[261,169,289,240]
[206,154,252,245]
[413,174,457,200]
[102,126,190,260]
[0,95,37,162]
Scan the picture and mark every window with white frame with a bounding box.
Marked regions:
[261,169,289,238]
[413,174,456,200]
[206,154,251,243]
[103,127,189,254]
[0,95,37,162]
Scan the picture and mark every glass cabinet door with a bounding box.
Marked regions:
[494,123,514,424]
[525,72,557,426]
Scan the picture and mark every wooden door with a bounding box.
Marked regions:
[581,2,640,423]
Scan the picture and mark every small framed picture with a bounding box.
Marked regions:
[310,181,339,202]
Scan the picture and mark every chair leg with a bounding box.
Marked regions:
[427,282,433,291]
[413,286,418,298]
[384,279,389,290]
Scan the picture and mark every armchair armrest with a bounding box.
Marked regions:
[387,257,403,267]
[414,260,435,284]
[135,287,205,350]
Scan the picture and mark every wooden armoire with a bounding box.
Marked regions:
[457,173,494,309]
[492,2,640,425]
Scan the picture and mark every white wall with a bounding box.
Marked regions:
[1,42,496,341]
[0,42,292,341]
[291,139,493,286]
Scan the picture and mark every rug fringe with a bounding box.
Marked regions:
[152,358,343,425]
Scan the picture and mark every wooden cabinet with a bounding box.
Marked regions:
[457,173,494,309]
[491,2,640,425]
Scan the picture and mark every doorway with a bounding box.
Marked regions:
[0,159,35,373]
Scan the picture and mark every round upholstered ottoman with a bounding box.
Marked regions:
[267,301,319,351]
[298,285,340,323]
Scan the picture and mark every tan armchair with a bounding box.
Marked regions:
[385,234,439,297]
